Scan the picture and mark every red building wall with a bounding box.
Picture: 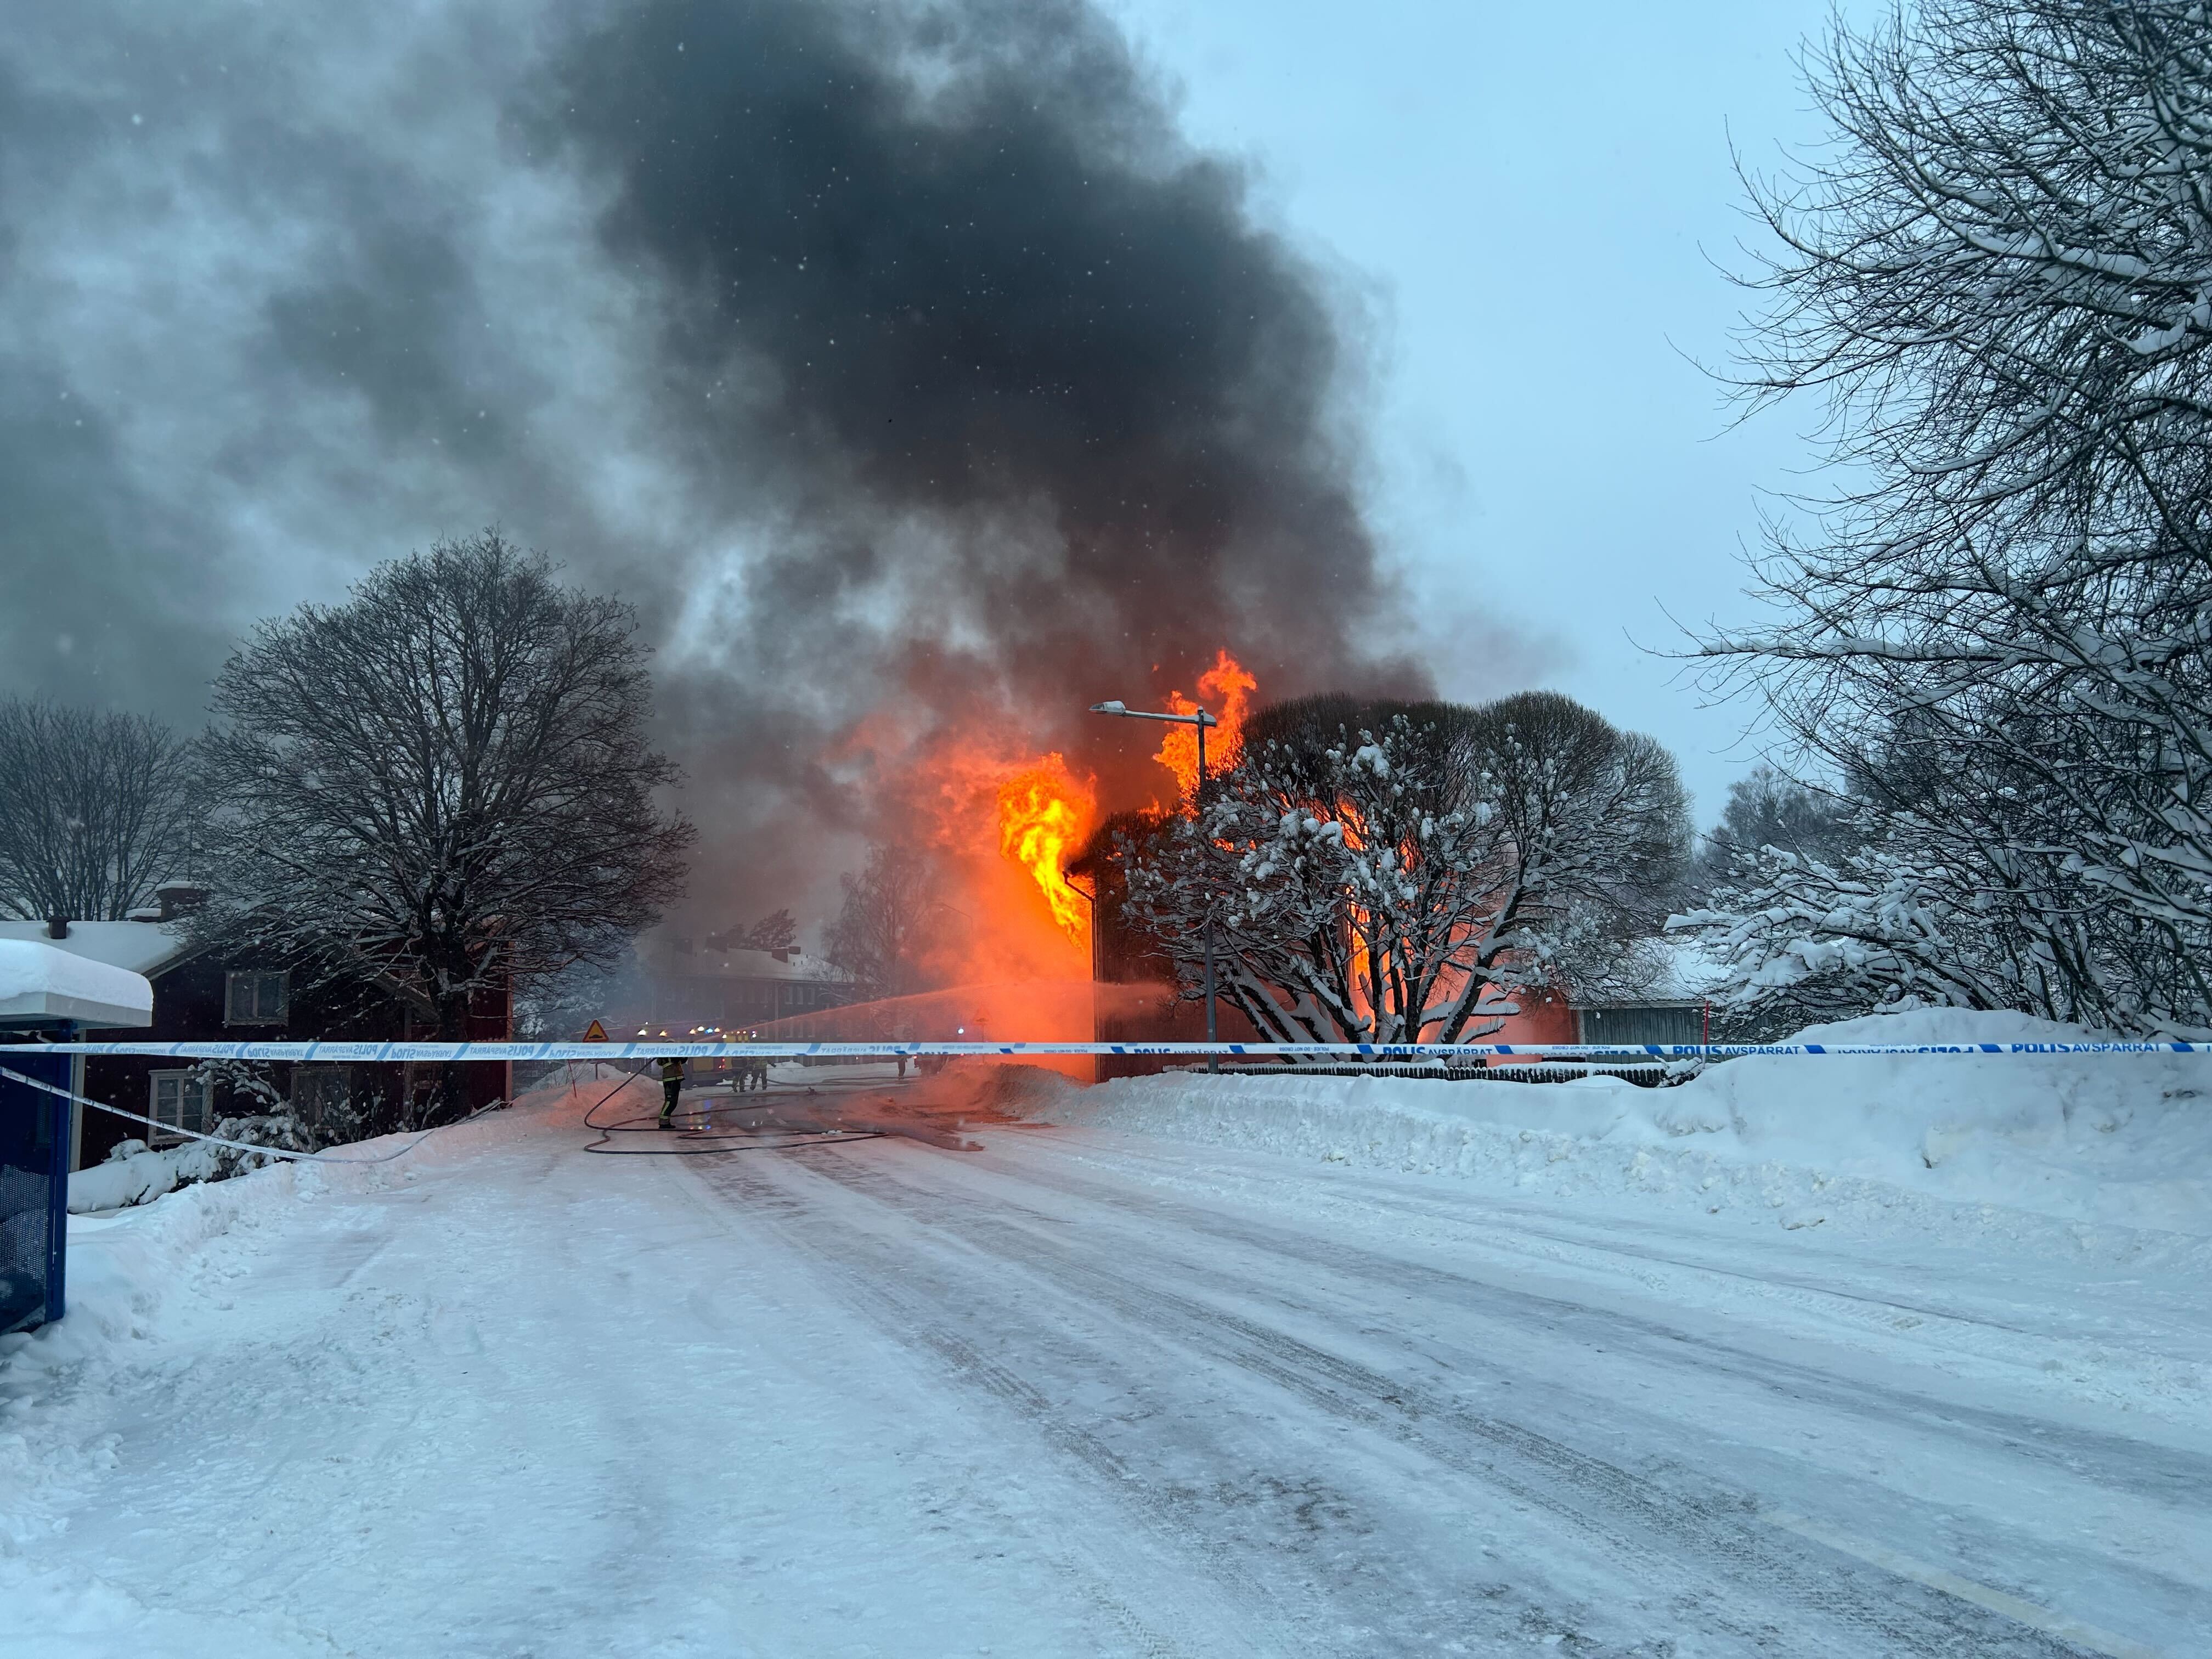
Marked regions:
[1486,983,1579,1047]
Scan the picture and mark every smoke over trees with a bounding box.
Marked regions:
[826,842,942,1000]
[0,0,1425,934]
[539,0,1427,900]
[708,909,800,955]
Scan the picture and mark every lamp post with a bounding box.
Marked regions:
[1088,699,1220,1074]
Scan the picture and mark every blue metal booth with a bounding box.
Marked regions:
[1,940,155,1335]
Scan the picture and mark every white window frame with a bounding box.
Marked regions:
[224,970,291,1028]
[148,1070,212,1147]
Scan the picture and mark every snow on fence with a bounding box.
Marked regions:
[1184,1060,1680,1085]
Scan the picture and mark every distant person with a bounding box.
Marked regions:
[656,1056,686,1126]
[736,1030,769,1093]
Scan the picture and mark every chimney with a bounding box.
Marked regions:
[45,915,68,940]
[154,881,209,923]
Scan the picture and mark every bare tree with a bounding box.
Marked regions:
[707,907,798,954]
[0,697,200,922]
[826,842,939,1001]
[1694,0,2212,1032]
[197,531,694,1120]
[1121,693,1689,1048]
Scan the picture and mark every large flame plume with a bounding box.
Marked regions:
[997,754,1097,939]
[983,651,1255,949]
[1153,650,1257,806]
[822,650,1256,1018]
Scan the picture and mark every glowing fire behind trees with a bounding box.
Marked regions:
[981,650,1255,949]
[823,650,1256,1020]
[1153,650,1257,806]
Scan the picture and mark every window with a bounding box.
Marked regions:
[224,970,290,1027]
[148,1071,212,1146]
[291,1066,349,1129]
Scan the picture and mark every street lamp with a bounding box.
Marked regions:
[1088,699,1221,1074]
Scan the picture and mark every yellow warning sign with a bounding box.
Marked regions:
[581,1019,609,1042]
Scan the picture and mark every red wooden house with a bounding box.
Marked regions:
[2,894,511,1172]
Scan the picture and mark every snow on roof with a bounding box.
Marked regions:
[636,938,854,984]
[0,919,195,979]
[0,937,154,1029]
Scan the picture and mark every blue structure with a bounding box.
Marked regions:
[0,1048,72,1334]
[0,936,157,1335]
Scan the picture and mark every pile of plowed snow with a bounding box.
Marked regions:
[1029,1011,2212,1242]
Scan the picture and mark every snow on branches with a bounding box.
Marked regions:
[1700,0,2212,1036]
[1119,693,1688,1048]
[1675,836,2052,1032]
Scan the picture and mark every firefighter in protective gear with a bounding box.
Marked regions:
[656,1056,686,1126]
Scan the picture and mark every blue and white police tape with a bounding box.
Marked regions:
[0,1039,2204,1062]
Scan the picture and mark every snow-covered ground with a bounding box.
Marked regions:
[4,1021,2209,1656]
[1047,1010,2212,1244]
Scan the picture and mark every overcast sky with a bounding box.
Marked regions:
[1102,0,1853,822]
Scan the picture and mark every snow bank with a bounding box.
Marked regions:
[2,1156,313,1634]
[1035,1010,2212,1243]
[3,1083,618,1627]
[4,1092,614,1575]
[66,1138,224,1214]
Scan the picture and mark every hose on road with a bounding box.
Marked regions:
[577,1071,884,1157]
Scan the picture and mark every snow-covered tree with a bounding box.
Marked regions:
[1120,693,1689,1048]
[1674,823,2102,1035]
[1674,729,2182,1032]
[1693,765,1860,888]
[1698,0,2212,1034]
[0,697,200,922]
[196,532,694,1122]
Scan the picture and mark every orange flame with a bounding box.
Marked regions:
[997,753,1096,938]
[1154,649,1257,804]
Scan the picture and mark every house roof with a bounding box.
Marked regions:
[0,938,155,1029]
[634,937,854,985]
[0,919,195,979]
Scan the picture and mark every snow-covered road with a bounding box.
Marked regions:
[7,1079,2208,1656]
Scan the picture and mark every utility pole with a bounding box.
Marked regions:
[1088,699,1221,1074]
[1196,716,1215,1071]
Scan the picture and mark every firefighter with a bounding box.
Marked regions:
[656,1054,686,1126]
[739,1030,769,1093]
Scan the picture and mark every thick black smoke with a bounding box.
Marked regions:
[544,0,1425,891]
[0,0,1426,931]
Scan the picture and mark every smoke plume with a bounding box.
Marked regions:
[0,0,1425,936]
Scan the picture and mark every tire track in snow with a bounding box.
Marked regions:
[953,1146,2211,1644]
[669,1151,1296,1659]
[967,1146,2212,1511]
[690,1150,1668,1655]
[730,1142,2119,1658]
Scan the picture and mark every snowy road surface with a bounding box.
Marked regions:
[6,1080,2209,1657]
